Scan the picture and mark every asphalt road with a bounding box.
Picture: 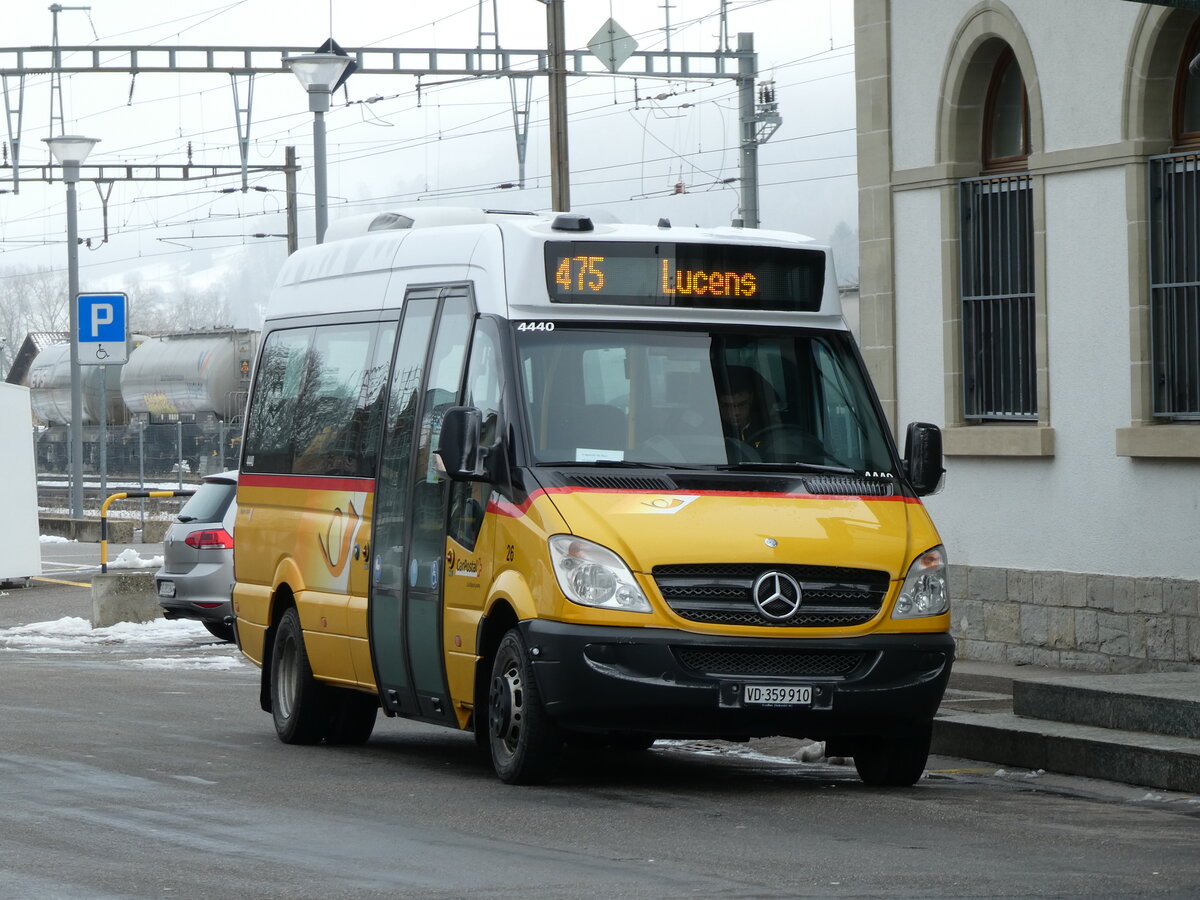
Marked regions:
[1,541,1198,899]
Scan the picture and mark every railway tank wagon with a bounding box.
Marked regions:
[27,342,127,471]
[29,328,259,478]
[121,330,256,421]
[121,329,259,475]
[27,341,126,427]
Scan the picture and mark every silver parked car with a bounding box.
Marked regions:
[156,470,238,642]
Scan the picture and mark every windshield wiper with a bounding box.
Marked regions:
[719,461,860,475]
[539,459,705,470]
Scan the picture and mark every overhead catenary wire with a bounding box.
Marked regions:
[0,0,855,272]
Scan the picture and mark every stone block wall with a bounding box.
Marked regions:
[949,565,1200,673]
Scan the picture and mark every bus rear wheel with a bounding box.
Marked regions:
[487,629,561,784]
[270,607,329,745]
[325,689,378,746]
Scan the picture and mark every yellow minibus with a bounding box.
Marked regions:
[233,208,952,785]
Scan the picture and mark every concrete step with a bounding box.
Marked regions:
[1015,673,1200,740]
[932,710,1200,794]
[938,687,1013,715]
[946,660,1021,696]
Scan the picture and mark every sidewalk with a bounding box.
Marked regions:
[934,660,1200,793]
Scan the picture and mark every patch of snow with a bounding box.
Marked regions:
[0,617,250,670]
[128,655,247,671]
[0,616,230,654]
[107,548,164,569]
[39,534,75,543]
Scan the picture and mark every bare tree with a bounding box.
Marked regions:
[0,265,69,355]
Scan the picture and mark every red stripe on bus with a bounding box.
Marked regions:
[238,472,376,493]
[486,485,920,518]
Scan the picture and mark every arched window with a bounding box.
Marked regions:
[1174,20,1200,147]
[960,46,1036,421]
[1147,19,1200,419]
[984,50,1030,170]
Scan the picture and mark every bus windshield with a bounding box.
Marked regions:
[515,323,896,475]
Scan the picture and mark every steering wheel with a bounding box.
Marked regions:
[749,424,844,466]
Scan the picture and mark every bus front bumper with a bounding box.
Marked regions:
[521,620,954,741]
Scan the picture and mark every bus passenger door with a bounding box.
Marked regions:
[369,287,473,724]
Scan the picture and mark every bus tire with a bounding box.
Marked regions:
[270,607,329,745]
[325,690,378,746]
[487,628,561,784]
[852,726,931,787]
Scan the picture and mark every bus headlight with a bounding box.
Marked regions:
[892,545,949,618]
[549,535,652,613]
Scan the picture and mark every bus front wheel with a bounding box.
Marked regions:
[851,726,932,787]
[270,607,329,745]
[487,629,561,784]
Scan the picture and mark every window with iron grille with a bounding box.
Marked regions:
[959,173,1037,421]
[1148,154,1200,419]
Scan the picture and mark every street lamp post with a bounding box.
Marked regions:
[43,134,99,521]
[283,53,350,244]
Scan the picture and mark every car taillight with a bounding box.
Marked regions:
[184,528,234,550]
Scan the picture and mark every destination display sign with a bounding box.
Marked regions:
[544,240,825,311]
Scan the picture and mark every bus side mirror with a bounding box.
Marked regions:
[904,422,944,496]
[437,406,488,482]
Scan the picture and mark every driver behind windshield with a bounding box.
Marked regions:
[717,366,774,446]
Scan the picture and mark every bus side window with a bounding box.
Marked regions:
[449,318,504,549]
[354,323,397,476]
[291,324,378,477]
[374,301,438,590]
[243,327,314,474]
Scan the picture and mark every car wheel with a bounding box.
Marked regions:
[324,690,378,746]
[852,726,932,787]
[203,620,235,643]
[270,607,329,745]
[487,628,561,784]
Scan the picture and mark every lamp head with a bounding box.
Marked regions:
[43,134,99,166]
[284,52,351,100]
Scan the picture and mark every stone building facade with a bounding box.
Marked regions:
[855,0,1200,672]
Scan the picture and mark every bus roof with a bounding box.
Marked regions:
[267,208,845,327]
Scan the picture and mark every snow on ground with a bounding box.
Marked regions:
[106,548,164,569]
[0,616,248,669]
[39,534,75,544]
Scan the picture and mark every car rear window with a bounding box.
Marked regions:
[177,480,236,524]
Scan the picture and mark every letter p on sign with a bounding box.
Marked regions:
[90,303,114,338]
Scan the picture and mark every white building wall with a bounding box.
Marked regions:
[886,3,1200,581]
[920,167,1200,580]
[890,0,961,171]
[893,188,946,425]
[891,0,1141,171]
[1014,1,1137,153]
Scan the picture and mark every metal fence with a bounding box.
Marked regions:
[959,173,1037,421]
[33,421,242,490]
[1149,153,1200,420]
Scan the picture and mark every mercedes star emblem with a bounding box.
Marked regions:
[751,570,804,621]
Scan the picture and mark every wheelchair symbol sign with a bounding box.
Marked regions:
[76,292,129,366]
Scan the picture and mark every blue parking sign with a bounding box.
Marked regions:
[76,292,129,365]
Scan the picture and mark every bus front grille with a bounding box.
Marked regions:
[653,563,889,628]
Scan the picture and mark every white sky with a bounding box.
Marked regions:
[0,0,857,318]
